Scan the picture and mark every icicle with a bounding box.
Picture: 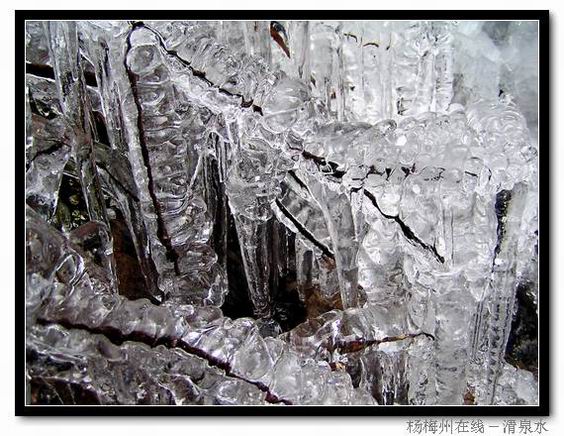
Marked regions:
[44,21,118,289]
[473,184,529,404]
[233,215,272,319]
[77,21,164,299]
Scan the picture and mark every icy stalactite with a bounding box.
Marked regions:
[275,169,358,309]
[471,185,534,405]
[79,21,233,305]
[432,22,455,113]
[25,47,71,222]
[305,177,361,309]
[125,25,222,304]
[339,21,396,123]
[43,21,118,290]
[289,21,311,85]
[237,21,272,68]
[44,22,108,226]
[308,22,345,118]
[232,215,273,320]
[25,85,33,149]
[25,112,71,220]
[464,98,537,405]
[225,123,295,322]
[392,22,441,116]
[77,21,164,301]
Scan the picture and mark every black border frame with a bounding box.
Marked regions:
[15,9,550,417]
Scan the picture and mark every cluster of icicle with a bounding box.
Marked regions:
[25,20,539,405]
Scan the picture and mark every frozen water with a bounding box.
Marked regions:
[25,19,539,405]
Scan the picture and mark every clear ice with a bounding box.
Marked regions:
[25,20,539,405]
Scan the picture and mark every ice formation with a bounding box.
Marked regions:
[25,20,539,406]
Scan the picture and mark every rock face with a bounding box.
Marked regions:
[25,20,539,406]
